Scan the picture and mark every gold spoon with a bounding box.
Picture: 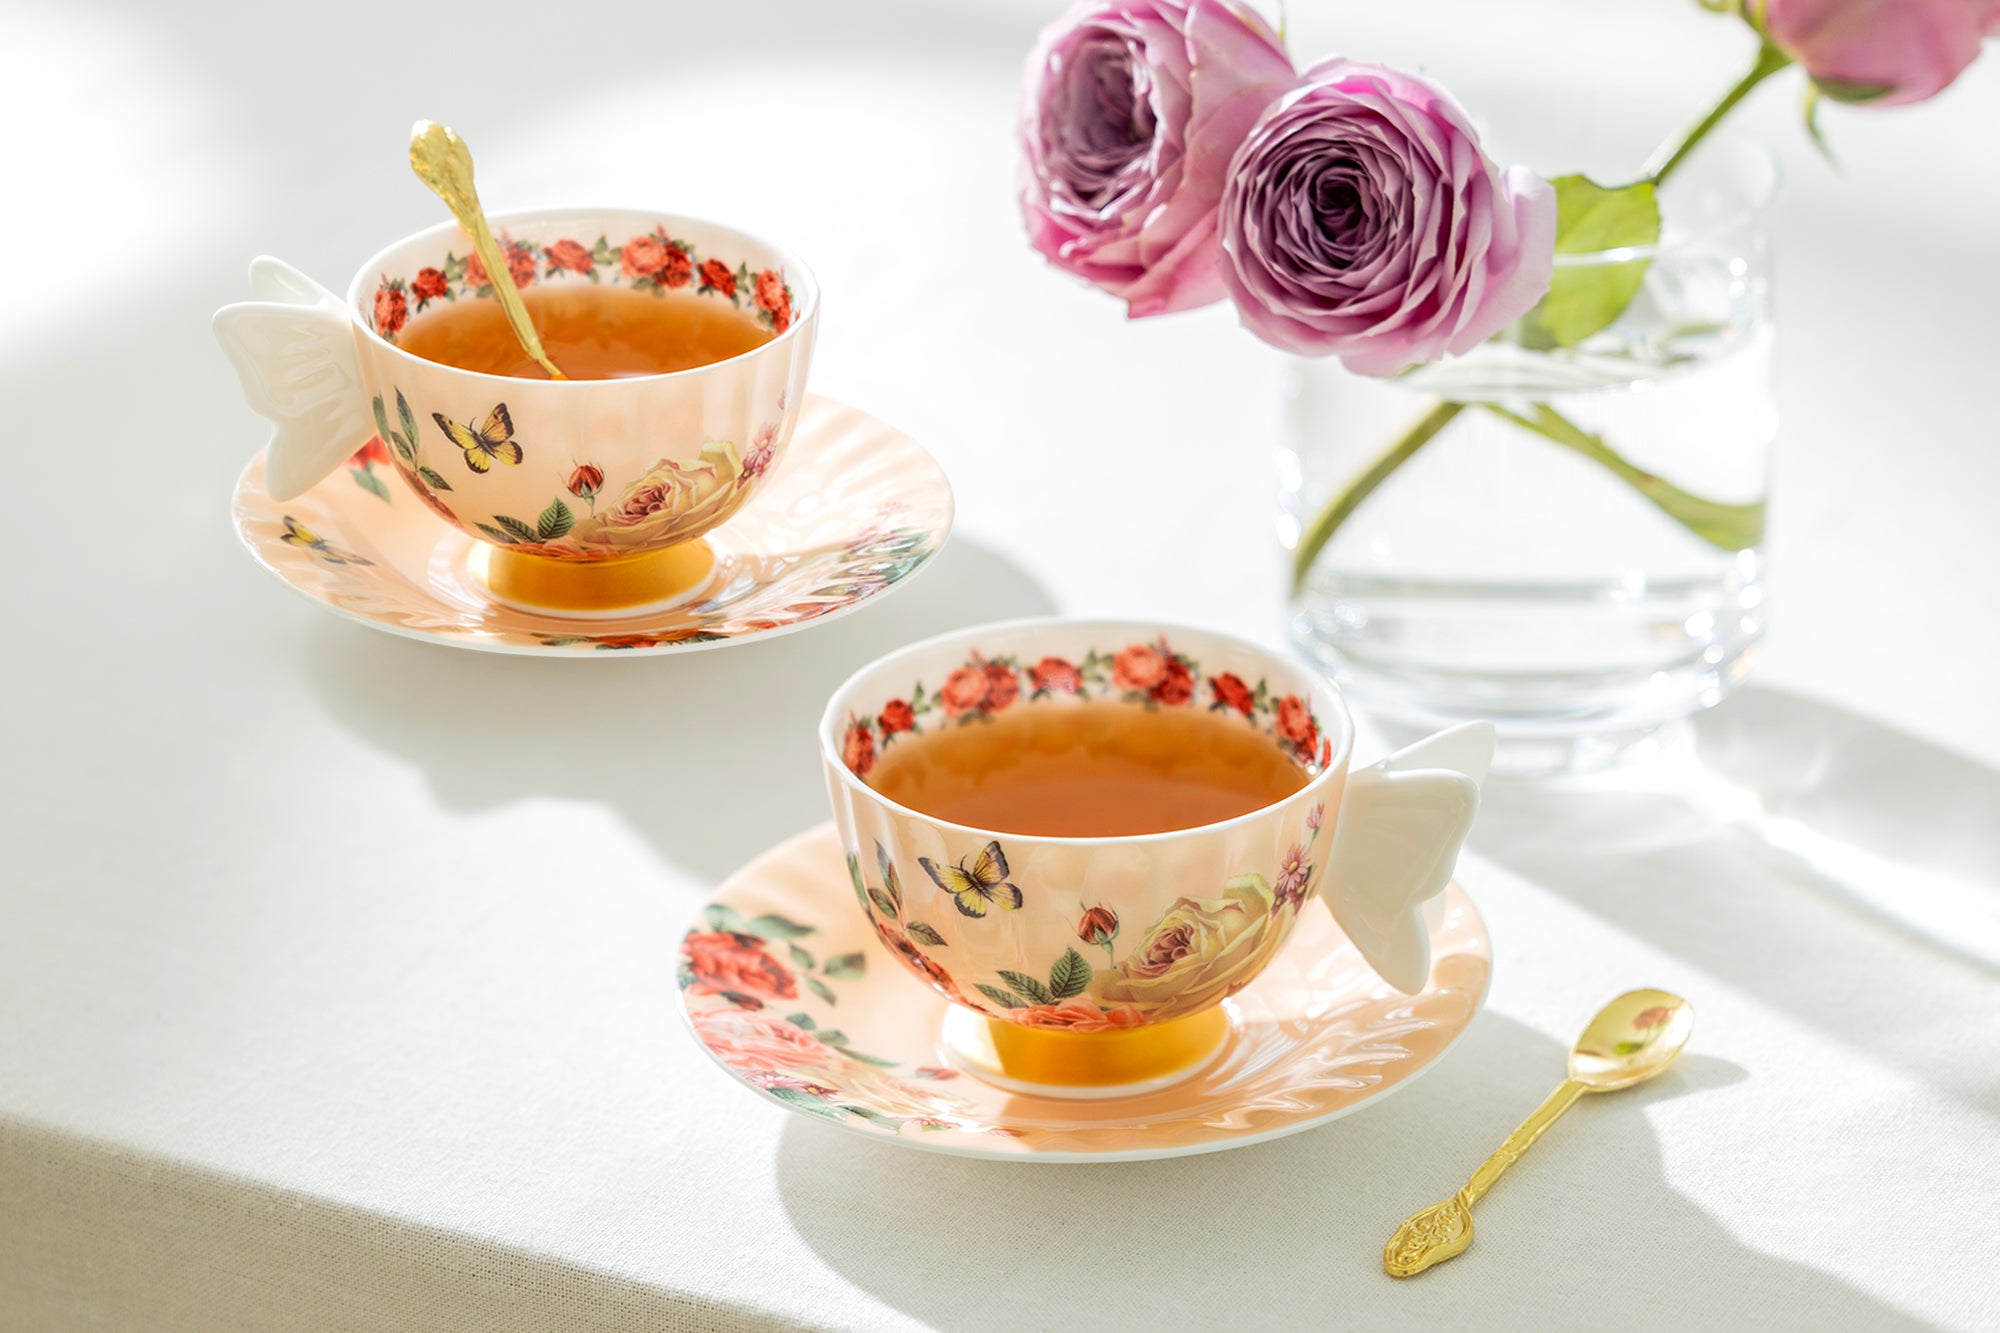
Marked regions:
[408,119,566,380]
[1384,988,1695,1278]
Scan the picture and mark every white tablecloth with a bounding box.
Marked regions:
[4,1,1997,1328]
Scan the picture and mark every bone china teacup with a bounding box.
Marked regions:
[821,618,1495,1098]
[212,208,818,615]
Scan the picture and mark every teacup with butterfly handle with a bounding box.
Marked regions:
[822,617,1495,1099]
[213,208,818,616]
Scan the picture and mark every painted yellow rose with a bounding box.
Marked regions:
[1091,874,1291,1019]
[571,440,747,553]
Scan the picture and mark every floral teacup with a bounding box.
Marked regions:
[821,618,1495,1098]
[213,208,818,615]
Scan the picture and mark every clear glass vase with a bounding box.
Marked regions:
[1280,145,1778,775]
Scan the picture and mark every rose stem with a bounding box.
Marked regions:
[1481,403,1766,549]
[1646,41,1792,184]
[1290,399,1463,591]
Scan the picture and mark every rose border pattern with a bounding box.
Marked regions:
[371,226,795,342]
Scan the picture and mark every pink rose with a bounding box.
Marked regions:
[1218,59,1556,377]
[681,931,797,1005]
[1020,0,1295,317]
[690,1008,831,1075]
[1759,0,1987,106]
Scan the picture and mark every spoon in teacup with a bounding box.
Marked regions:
[1383,989,1695,1278]
[408,119,567,380]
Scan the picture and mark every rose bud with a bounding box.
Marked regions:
[567,464,604,499]
[1218,59,1556,377]
[1077,905,1119,945]
[1756,0,1987,106]
[1020,0,1295,317]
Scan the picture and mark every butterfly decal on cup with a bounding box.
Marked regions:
[921,841,1024,919]
[433,403,525,473]
[278,516,370,566]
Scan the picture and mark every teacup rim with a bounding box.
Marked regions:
[819,615,1353,848]
[343,205,819,389]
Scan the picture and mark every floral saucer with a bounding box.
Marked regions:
[231,395,952,655]
[677,823,1491,1162]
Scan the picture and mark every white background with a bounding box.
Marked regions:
[1,1,1996,1328]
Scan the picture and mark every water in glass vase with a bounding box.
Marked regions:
[1281,147,1776,774]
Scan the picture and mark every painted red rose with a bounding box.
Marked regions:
[939,665,991,718]
[1112,644,1167,693]
[843,719,876,776]
[567,464,603,499]
[660,246,694,288]
[411,266,449,302]
[621,235,667,279]
[1276,695,1319,753]
[699,258,736,297]
[879,699,916,736]
[983,662,1021,712]
[351,437,390,468]
[1209,671,1255,716]
[1029,656,1082,695]
[596,634,663,650]
[1151,658,1194,706]
[754,268,792,332]
[544,238,593,276]
[373,280,407,336]
[1077,905,1119,946]
[465,244,535,290]
[1015,1000,1148,1031]
[682,931,797,1003]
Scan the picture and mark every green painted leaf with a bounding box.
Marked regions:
[701,903,749,933]
[417,466,453,491]
[840,1102,900,1125]
[906,922,946,947]
[764,1086,848,1122]
[1518,175,1660,350]
[1048,948,1091,1000]
[748,913,815,940]
[389,430,415,462]
[395,389,419,452]
[371,395,391,443]
[867,888,899,919]
[840,1048,900,1068]
[814,1030,847,1047]
[805,976,836,1006]
[824,953,867,980]
[874,842,902,914]
[536,495,574,541]
[474,522,518,545]
[351,467,392,503]
[977,983,1026,1009]
[784,1011,815,1031]
[495,514,538,543]
[999,971,1056,1006]
[788,943,815,970]
[847,852,866,906]
[675,962,694,990]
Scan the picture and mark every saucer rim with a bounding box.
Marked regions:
[230,393,954,658]
[676,822,1493,1164]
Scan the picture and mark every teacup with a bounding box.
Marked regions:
[820,618,1494,1098]
[213,208,819,615]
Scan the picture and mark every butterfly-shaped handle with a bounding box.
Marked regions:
[212,257,372,501]
[1321,721,1494,993]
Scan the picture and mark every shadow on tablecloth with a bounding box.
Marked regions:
[774,1011,1924,1331]
[301,535,1057,885]
[1471,685,2000,1120]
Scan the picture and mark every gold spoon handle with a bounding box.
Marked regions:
[408,121,566,380]
[1464,1077,1586,1205]
[1383,1078,1588,1277]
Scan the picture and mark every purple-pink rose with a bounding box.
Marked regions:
[1020,0,1295,318]
[1217,59,1556,377]
[1759,0,1988,106]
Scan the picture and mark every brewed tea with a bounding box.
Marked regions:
[396,283,773,379]
[867,700,1308,837]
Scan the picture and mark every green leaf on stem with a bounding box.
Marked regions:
[1517,175,1660,350]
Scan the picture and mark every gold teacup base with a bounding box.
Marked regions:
[472,540,718,619]
[942,1005,1232,1100]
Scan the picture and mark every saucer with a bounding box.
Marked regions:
[231,395,952,656]
[677,823,1491,1162]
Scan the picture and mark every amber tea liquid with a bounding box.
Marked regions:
[396,284,773,379]
[867,700,1308,837]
